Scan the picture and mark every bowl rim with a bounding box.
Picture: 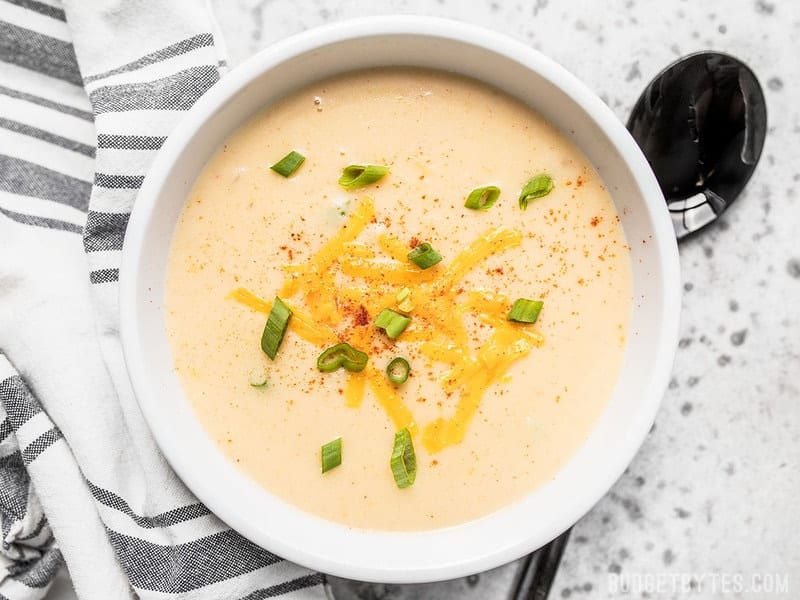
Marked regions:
[120,15,680,582]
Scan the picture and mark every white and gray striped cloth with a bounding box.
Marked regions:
[0,1,326,598]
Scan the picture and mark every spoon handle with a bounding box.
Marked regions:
[508,529,571,600]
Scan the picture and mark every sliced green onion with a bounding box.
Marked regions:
[248,369,270,388]
[386,357,410,386]
[261,297,292,360]
[270,150,305,177]
[390,428,416,489]
[338,164,389,188]
[396,287,411,302]
[518,174,554,210]
[317,343,369,373]
[321,437,342,473]
[375,309,411,339]
[508,298,544,323]
[407,242,442,269]
[465,185,501,210]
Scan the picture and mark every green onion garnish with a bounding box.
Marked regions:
[390,428,416,489]
[321,437,342,473]
[317,343,369,373]
[508,298,544,323]
[396,287,411,302]
[374,309,411,339]
[386,357,410,386]
[270,150,305,177]
[338,164,389,188]
[261,297,293,360]
[407,242,442,269]
[248,370,270,388]
[465,185,501,210]
[518,174,554,210]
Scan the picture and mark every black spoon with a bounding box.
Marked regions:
[512,51,767,600]
[628,51,767,239]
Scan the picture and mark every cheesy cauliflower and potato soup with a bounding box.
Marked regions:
[165,68,632,530]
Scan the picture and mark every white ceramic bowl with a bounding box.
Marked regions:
[120,16,680,583]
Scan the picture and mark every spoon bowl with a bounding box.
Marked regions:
[627,52,767,239]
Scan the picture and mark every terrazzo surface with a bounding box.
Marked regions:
[48,1,800,598]
[213,1,800,599]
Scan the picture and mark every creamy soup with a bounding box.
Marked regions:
[165,68,632,530]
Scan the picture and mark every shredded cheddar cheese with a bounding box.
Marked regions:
[227,288,337,347]
[230,197,544,453]
[343,370,367,408]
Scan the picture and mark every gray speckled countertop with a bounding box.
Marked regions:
[207,1,800,599]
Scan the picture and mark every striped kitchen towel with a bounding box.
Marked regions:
[0,1,326,598]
